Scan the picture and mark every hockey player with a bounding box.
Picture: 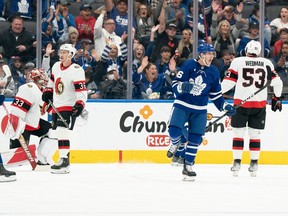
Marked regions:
[42,43,87,174]
[1,68,57,166]
[167,43,236,181]
[0,95,16,182]
[222,40,283,177]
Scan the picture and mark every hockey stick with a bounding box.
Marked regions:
[49,100,76,130]
[206,65,273,131]
[1,103,37,170]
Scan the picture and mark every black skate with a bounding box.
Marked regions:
[166,144,178,158]
[231,159,241,177]
[0,164,16,182]
[182,164,196,182]
[248,160,258,177]
[37,160,50,166]
[51,157,70,174]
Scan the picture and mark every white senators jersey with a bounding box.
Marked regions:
[47,62,87,111]
[10,82,43,129]
[222,56,283,108]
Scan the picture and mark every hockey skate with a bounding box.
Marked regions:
[182,164,196,182]
[0,164,16,182]
[166,144,178,158]
[231,159,241,177]
[248,160,258,177]
[171,156,184,166]
[51,157,70,174]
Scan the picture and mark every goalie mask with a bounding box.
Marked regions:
[29,68,48,85]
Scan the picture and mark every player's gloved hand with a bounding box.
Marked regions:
[271,94,284,112]
[177,82,194,94]
[223,102,236,117]
[0,94,5,106]
[72,101,84,117]
[42,88,53,104]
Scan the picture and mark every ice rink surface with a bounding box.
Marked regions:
[1,163,288,216]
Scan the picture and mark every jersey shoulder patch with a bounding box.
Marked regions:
[74,65,80,69]
[27,84,33,88]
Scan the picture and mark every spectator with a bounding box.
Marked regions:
[270,6,288,45]
[0,14,36,63]
[105,0,136,37]
[23,61,35,83]
[176,28,193,62]
[150,0,179,63]
[100,64,127,99]
[75,3,96,42]
[73,38,97,67]
[135,3,155,49]
[243,3,272,45]
[101,36,128,78]
[93,10,123,56]
[48,0,76,44]
[84,65,101,99]
[165,0,186,40]
[273,28,288,59]
[185,1,212,45]
[212,49,235,81]
[273,41,288,96]
[9,56,26,90]
[132,56,175,99]
[42,6,64,50]
[0,0,5,21]
[9,0,34,20]
[155,46,173,74]
[237,22,270,58]
[64,26,80,48]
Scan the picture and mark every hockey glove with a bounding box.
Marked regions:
[271,94,284,112]
[42,88,53,104]
[177,82,194,94]
[223,102,236,117]
[72,101,84,117]
[0,95,5,106]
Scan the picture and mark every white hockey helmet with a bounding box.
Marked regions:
[245,40,261,56]
[29,68,48,84]
[59,43,77,58]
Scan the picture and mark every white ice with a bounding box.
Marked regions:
[1,163,288,216]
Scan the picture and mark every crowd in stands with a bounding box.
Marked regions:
[0,0,288,100]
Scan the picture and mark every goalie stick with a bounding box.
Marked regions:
[48,100,74,129]
[206,65,273,131]
[1,102,37,170]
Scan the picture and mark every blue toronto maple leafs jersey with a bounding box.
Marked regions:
[172,59,225,113]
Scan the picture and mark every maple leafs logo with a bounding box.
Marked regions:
[190,76,206,96]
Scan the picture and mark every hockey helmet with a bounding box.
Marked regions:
[197,43,215,55]
[29,68,49,84]
[59,43,77,58]
[245,40,261,56]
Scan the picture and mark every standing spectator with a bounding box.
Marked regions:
[270,6,288,45]
[93,10,123,56]
[0,14,36,63]
[150,0,179,63]
[100,65,127,99]
[165,0,186,40]
[64,26,80,49]
[73,38,97,67]
[166,43,235,181]
[48,0,76,44]
[105,0,135,37]
[176,28,193,62]
[135,3,155,49]
[75,3,96,42]
[42,44,87,174]
[237,22,270,58]
[222,40,283,177]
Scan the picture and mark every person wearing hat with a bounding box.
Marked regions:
[73,38,98,67]
[100,64,127,99]
[75,3,96,42]
[45,0,76,44]
[237,22,270,57]
[150,0,179,63]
